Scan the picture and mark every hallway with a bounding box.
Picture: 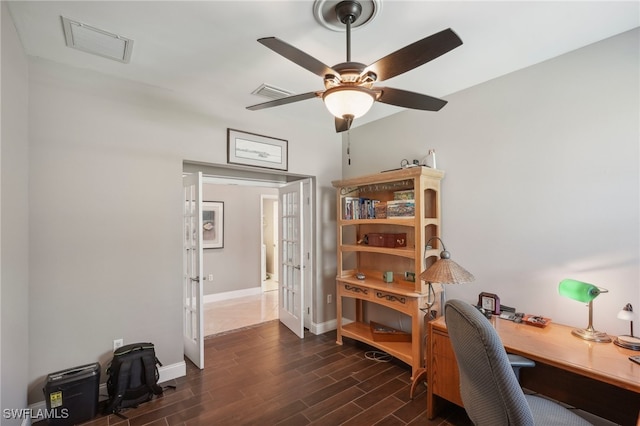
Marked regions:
[204,290,278,336]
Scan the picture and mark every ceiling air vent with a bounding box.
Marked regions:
[61,16,134,63]
[251,84,294,100]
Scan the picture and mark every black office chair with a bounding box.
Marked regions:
[444,299,592,425]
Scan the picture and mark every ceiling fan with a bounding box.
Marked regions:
[247,0,463,133]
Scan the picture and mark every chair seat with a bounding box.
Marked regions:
[525,387,592,425]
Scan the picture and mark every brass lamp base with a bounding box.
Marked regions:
[571,328,612,343]
[613,335,640,351]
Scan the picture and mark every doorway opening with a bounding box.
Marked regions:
[183,162,315,346]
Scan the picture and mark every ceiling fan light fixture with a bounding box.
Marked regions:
[323,86,375,119]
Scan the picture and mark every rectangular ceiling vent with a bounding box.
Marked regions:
[61,16,133,63]
[251,84,294,100]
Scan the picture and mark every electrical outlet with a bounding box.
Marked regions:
[208,274,214,282]
[327,294,332,304]
[113,339,123,351]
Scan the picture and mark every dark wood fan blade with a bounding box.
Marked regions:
[377,87,447,111]
[247,91,320,111]
[335,117,352,133]
[365,28,462,82]
[259,37,339,78]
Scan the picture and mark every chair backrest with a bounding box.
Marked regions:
[444,299,534,426]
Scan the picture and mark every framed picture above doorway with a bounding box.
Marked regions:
[227,128,288,171]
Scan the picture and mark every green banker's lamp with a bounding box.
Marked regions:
[558,278,611,343]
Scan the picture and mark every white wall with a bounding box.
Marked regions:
[24,56,341,403]
[1,2,30,420]
[343,28,639,336]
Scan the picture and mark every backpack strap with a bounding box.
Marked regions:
[141,348,163,395]
[104,357,133,414]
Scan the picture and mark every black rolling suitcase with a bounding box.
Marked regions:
[43,362,100,425]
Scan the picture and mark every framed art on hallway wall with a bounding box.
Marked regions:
[203,201,224,249]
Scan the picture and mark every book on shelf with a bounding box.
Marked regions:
[342,197,384,220]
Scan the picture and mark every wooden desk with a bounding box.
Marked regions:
[427,316,640,425]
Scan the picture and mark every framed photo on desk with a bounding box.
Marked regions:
[478,292,500,315]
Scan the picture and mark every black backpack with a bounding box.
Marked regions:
[104,342,164,415]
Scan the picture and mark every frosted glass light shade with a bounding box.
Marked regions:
[323,86,375,119]
[618,304,635,321]
[558,279,600,303]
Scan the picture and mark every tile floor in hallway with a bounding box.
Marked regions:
[204,289,278,336]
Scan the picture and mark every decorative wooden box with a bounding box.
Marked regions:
[367,233,407,248]
[370,321,411,342]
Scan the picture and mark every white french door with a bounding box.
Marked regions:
[182,172,204,369]
[278,180,308,338]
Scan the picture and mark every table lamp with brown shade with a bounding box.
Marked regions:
[409,237,474,399]
[420,236,475,314]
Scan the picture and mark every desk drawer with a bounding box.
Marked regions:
[431,330,463,407]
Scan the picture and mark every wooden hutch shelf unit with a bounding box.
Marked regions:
[332,167,444,378]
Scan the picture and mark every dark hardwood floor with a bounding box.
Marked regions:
[78,320,472,426]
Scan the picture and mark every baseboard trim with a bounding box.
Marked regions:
[203,287,262,304]
[158,360,186,384]
[26,361,186,423]
[309,319,337,335]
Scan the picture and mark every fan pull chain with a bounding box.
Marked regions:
[347,130,351,165]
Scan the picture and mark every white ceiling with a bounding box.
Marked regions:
[7,1,639,130]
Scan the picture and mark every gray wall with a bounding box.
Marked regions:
[201,183,278,295]
[21,55,340,403]
[343,28,639,335]
[1,2,30,421]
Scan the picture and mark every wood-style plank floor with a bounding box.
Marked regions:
[74,320,471,426]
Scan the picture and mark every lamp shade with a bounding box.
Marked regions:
[420,241,474,285]
[323,86,375,119]
[618,303,635,321]
[558,279,601,303]
[420,258,474,284]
